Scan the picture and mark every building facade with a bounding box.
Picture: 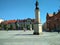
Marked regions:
[0,18,35,30]
[46,10,60,32]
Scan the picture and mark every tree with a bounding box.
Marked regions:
[15,22,18,30]
[10,24,13,30]
[3,24,7,30]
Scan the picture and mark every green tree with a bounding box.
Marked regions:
[15,22,18,30]
[10,24,13,30]
[3,24,7,30]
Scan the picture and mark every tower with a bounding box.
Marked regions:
[33,0,42,35]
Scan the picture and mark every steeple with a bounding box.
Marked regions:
[35,0,39,9]
[58,6,60,12]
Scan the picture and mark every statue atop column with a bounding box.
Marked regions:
[33,0,42,35]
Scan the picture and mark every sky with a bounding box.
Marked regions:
[0,0,60,24]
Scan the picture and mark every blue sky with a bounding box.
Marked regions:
[0,0,60,24]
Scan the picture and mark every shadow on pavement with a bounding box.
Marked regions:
[14,34,33,36]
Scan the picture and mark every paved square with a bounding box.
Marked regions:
[0,30,60,45]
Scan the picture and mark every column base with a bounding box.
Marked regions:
[33,32,40,35]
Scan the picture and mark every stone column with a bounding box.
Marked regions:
[33,0,42,35]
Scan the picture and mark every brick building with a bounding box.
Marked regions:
[46,10,60,32]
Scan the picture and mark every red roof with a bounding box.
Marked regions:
[1,19,35,25]
[17,20,27,22]
[3,20,17,24]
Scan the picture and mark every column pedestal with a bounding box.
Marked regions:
[33,23,42,35]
